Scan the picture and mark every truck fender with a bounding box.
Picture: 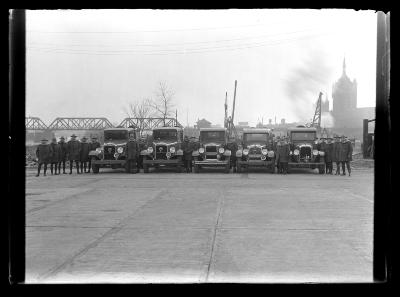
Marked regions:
[140,150,150,156]
[192,150,200,157]
[236,149,243,158]
[176,149,183,156]
[224,149,231,157]
[89,150,101,157]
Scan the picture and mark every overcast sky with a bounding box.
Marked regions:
[26,9,377,127]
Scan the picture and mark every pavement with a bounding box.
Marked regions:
[25,166,373,283]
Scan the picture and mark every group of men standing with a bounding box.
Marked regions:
[35,134,101,176]
[273,134,353,176]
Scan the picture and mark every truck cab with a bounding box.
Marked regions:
[89,128,136,173]
[192,128,231,173]
[236,128,275,173]
[287,126,325,174]
[140,127,184,173]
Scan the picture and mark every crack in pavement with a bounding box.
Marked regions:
[36,189,167,281]
[205,187,225,282]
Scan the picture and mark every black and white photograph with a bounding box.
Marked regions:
[12,8,390,284]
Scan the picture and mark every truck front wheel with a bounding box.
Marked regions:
[92,164,99,174]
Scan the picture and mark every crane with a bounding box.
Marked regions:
[305,91,323,135]
[224,80,238,140]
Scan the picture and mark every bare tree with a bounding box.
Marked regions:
[151,81,176,126]
[124,98,154,136]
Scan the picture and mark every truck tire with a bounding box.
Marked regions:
[225,164,230,173]
[194,164,199,173]
[92,164,99,174]
[318,165,325,174]
[125,162,131,173]
[143,164,149,173]
[270,165,275,174]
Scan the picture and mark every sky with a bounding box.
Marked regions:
[26,9,377,127]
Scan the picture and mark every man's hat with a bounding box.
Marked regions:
[91,136,97,139]
[41,138,48,141]
[327,137,333,140]
[71,134,77,137]
[82,136,87,139]
[60,136,65,139]
[52,137,57,141]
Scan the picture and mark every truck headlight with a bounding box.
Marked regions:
[267,151,275,158]
[294,149,299,156]
[262,149,268,155]
[114,153,118,158]
[147,147,154,153]
[166,152,171,158]
[169,146,176,153]
[289,151,293,155]
[117,147,124,154]
[243,149,249,155]
[312,149,318,156]
[218,147,225,154]
[199,147,205,154]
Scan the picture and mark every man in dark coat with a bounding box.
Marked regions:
[182,136,193,173]
[88,136,100,173]
[277,137,290,174]
[226,139,238,172]
[67,134,81,174]
[324,137,334,174]
[125,134,138,173]
[57,136,68,174]
[49,137,61,175]
[332,135,341,175]
[340,135,353,176]
[275,137,281,173]
[79,136,91,173]
[35,138,52,177]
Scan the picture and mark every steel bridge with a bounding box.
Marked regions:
[26,117,182,131]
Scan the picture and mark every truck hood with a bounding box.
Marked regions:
[153,141,178,146]
[104,140,127,146]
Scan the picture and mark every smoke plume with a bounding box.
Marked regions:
[321,112,334,128]
[283,51,334,122]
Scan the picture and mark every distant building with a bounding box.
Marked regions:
[194,118,212,129]
[331,58,375,138]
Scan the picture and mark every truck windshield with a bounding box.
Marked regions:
[153,130,177,141]
[290,132,316,141]
[104,130,128,141]
[200,131,225,142]
[243,133,269,143]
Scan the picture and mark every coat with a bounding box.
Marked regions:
[339,141,353,162]
[332,142,341,162]
[36,144,52,164]
[49,142,61,163]
[277,143,290,163]
[324,143,333,163]
[80,142,90,162]
[58,141,68,160]
[67,140,81,161]
[182,141,193,160]
[90,141,101,151]
[125,140,138,160]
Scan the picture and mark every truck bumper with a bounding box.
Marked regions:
[143,159,182,166]
[194,160,229,166]
[288,162,324,168]
[92,159,126,167]
[238,160,275,167]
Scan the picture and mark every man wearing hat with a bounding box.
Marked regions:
[182,136,194,173]
[340,135,353,176]
[67,134,81,174]
[79,136,91,173]
[88,136,100,173]
[57,136,68,174]
[35,138,52,177]
[125,133,138,173]
[275,137,281,173]
[324,137,334,174]
[277,136,290,174]
[49,137,61,175]
[332,134,341,175]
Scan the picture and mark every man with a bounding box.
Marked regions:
[125,133,138,173]
[57,136,68,174]
[49,137,61,175]
[80,136,90,173]
[340,135,353,176]
[313,137,321,151]
[182,136,193,173]
[35,138,52,177]
[275,136,281,173]
[278,136,290,174]
[67,134,81,174]
[88,136,100,173]
[318,137,326,173]
[324,137,334,174]
[332,135,341,175]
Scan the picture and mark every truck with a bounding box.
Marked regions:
[89,128,136,174]
[192,128,231,173]
[235,128,276,173]
[140,127,184,173]
[287,126,325,174]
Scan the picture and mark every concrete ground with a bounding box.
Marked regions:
[25,165,373,283]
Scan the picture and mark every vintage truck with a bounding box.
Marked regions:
[287,126,325,174]
[89,128,136,173]
[140,127,184,173]
[192,128,231,173]
[235,128,275,173]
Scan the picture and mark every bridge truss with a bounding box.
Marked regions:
[47,117,114,130]
[25,117,48,130]
[118,117,183,130]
